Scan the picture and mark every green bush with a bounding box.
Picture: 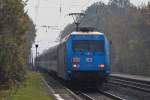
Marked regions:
[0,0,35,85]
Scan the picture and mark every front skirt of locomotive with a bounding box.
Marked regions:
[68,71,109,84]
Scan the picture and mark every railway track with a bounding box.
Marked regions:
[75,90,125,100]
[41,70,150,100]
[78,92,95,100]
[41,71,126,100]
[99,90,125,100]
[109,76,150,93]
[41,74,82,100]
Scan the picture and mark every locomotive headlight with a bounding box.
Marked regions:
[72,64,78,70]
[73,64,77,68]
[98,64,105,68]
[72,64,80,70]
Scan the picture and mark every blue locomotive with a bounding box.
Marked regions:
[35,28,110,84]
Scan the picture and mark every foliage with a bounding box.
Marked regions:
[60,0,150,76]
[0,0,36,85]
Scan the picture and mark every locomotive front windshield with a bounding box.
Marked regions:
[73,40,104,52]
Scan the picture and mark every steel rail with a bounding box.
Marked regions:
[111,77,150,88]
[109,80,150,93]
[99,90,126,100]
[78,91,95,100]
[65,88,82,100]
[78,90,125,100]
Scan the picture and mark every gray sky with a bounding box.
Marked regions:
[25,0,150,56]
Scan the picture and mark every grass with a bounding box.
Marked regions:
[0,86,10,100]
[10,72,53,100]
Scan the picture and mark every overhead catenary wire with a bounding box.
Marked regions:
[59,0,90,29]
[35,0,62,32]
[34,0,97,33]
[63,0,91,25]
[35,0,96,32]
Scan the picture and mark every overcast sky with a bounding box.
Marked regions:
[26,0,150,55]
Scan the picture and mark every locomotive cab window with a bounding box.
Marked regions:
[73,40,104,52]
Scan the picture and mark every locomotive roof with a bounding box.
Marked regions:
[60,31,104,43]
[70,31,104,35]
